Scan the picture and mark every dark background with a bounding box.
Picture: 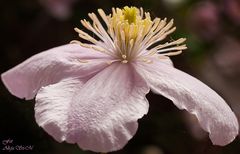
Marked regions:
[1,0,240,153]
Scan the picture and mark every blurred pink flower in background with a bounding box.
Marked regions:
[189,1,220,41]
[222,0,240,25]
[214,37,240,78]
[39,0,77,20]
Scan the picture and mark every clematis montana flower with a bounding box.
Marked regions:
[1,6,239,153]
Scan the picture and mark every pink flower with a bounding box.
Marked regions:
[213,37,240,77]
[189,1,220,41]
[39,0,77,20]
[1,7,238,153]
[222,0,240,25]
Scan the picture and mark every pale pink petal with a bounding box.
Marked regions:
[1,44,111,100]
[35,63,149,152]
[155,55,173,66]
[140,51,173,66]
[35,77,84,142]
[135,59,239,146]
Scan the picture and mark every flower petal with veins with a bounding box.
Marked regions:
[1,44,111,100]
[135,59,239,146]
[35,63,149,152]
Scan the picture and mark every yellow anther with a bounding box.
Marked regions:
[123,6,139,24]
[111,6,152,41]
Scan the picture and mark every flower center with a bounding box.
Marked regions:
[110,6,153,63]
[71,6,187,64]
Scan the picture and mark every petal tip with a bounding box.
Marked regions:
[210,115,239,146]
[1,71,25,99]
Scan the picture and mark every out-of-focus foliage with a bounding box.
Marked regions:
[0,0,240,154]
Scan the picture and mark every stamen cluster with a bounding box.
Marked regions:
[71,6,187,63]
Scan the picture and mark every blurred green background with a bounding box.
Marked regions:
[1,0,240,154]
